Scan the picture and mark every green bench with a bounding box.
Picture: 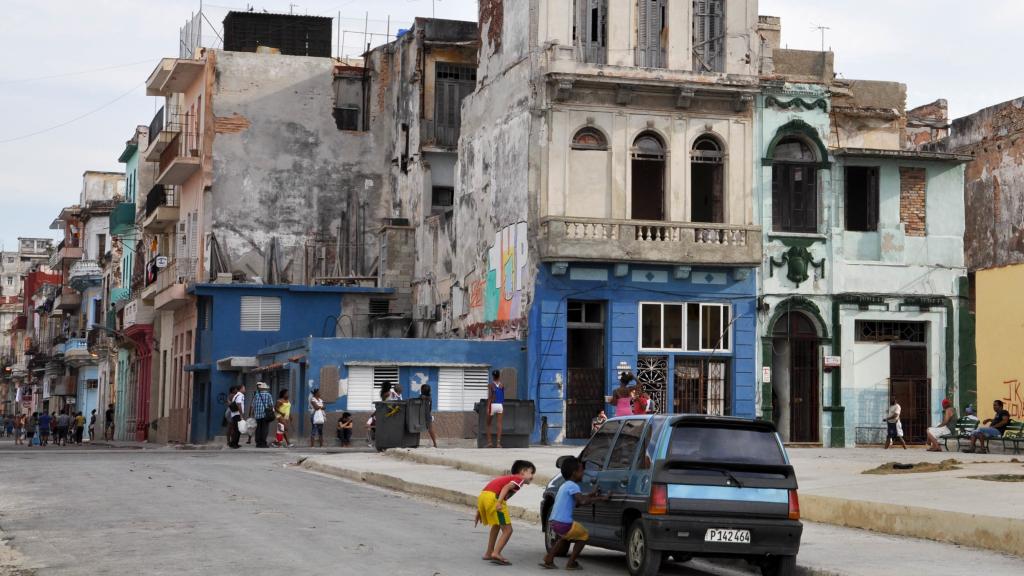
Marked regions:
[996,420,1024,455]
[940,417,978,451]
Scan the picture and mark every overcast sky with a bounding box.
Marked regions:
[2,0,1022,251]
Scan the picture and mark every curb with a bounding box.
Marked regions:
[382,449,1024,558]
[799,494,1024,558]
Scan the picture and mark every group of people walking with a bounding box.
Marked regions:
[225,382,293,449]
[3,408,94,447]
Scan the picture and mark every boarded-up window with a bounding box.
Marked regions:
[319,365,340,402]
[693,0,725,72]
[438,367,490,411]
[239,296,281,331]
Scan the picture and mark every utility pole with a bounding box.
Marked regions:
[289,3,299,15]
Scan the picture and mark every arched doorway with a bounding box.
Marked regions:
[771,311,820,443]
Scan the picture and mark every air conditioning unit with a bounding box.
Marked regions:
[417,305,438,321]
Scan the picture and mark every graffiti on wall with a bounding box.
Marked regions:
[466,318,527,340]
[484,222,528,322]
[1002,379,1024,418]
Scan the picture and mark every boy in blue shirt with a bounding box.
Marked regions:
[540,456,608,570]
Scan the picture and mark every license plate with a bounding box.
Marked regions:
[704,529,751,544]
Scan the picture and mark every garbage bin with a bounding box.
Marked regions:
[474,399,535,448]
[372,400,421,450]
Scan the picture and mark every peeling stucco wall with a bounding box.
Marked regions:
[209,50,393,284]
[945,97,1024,271]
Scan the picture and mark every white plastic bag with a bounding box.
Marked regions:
[237,418,249,434]
[312,410,326,425]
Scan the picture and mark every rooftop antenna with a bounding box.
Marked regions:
[810,23,830,53]
[289,3,299,14]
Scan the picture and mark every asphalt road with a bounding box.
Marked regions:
[0,447,1021,576]
[0,448,762,576]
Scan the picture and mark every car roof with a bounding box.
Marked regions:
[606,413,778,432]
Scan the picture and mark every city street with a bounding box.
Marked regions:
[1,447,1022,576]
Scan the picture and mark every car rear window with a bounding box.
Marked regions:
[667,425,786,465]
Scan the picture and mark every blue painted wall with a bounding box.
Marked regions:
[529,263,758,441]
[256,337,527,436]
[189,284,392,442]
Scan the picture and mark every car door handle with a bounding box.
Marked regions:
[618,479,629,488]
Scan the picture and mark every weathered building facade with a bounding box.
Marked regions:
[447,0,766,441]
[943,97,1024,422]
[755,28,971,447]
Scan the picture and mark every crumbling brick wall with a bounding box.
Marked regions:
[900,167,927,236]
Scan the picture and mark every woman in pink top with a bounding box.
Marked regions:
[612,372,636,417]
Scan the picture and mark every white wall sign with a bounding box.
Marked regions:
[762,366,771,383]
[823,355,841,368]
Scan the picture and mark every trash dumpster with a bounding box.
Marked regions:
[474,399,535,448]
[372,400,421,450]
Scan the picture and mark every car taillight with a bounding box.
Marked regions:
[649,484,668,515]
[788,490,800,521]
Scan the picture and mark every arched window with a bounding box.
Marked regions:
[631,133,666,221]
[571,127,608,151]
[691,135,724,223]
[772,136,818,233]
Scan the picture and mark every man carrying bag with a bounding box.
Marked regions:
[249,382,275,448]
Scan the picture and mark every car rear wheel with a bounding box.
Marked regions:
[760,554,797,576]
[625,520,662,576]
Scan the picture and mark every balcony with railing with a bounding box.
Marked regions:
[538,217,762,266]
[144,106,177,162]
[142,184,179,232]
[62,338,93,366]
[145,57,206,98]
[55,237,82,264]
[68,260,103,292]
[422,119,460,150]
[156,127,202,186]
[154,257,197,311]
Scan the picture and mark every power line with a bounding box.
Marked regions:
[0,81,145,145]
[0,59,159,85]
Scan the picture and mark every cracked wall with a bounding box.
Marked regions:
[209,50,393,284]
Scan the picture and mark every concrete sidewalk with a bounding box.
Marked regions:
[304,445,1024,557]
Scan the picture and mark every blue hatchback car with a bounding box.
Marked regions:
[540,414,802,576]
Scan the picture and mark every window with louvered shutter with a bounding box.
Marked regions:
[693,0,724,72]
[576,0,607,64]
[437,367,490,411]
[637,0,665,68]
[239,296,281,332]
[347,366,374,411]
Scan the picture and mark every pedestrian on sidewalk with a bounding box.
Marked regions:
[485,370,505,448]
[388,383,404,401]
[475,459,536,566]
[883,395,907,450]
[540,456,608,571]
[74,412,86,445]
[336,412,353,447]
[26,413,37,447]
[3,414,12,438]
[49,412,57,444]
[14,414,25,445]
[420,384,438,448]
[228,384,245,449]
[591,410,607,435]
[56,410,70,446]
[612,372,636,418]
[964,400,1011,454]
[274,389,293,448]
[38,411,51,447]
[104,403,115,441]
[926,399,957,452]
[250,382,274,448]
[88,409,96,442]
[309,388,325,448]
